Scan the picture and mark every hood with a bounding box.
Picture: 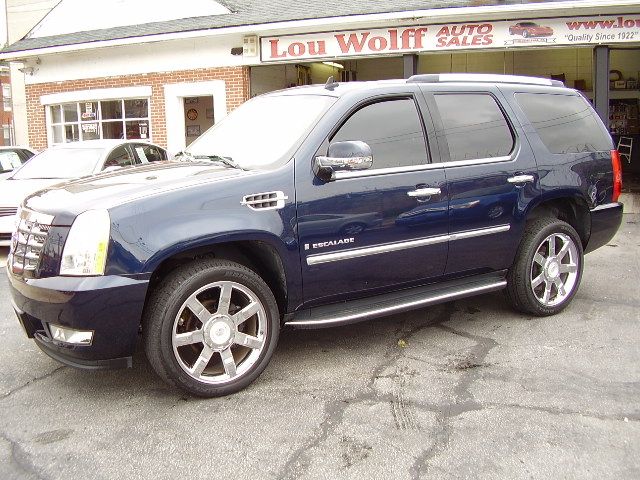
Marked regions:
[23,161,255,224]
[0,177,64,207]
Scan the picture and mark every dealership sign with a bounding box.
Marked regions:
[261,15,640,62]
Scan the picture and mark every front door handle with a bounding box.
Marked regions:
[507,174,535,185]
[407,187,441,198]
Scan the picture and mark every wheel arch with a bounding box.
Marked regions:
[523,193,591,248]
[143,235,294,320]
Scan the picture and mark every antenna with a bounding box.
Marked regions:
[324,76,339,90]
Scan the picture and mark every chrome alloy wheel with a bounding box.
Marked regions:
[171,281,266,384]
[530,233,579,307]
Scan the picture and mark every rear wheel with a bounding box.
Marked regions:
[506,217,584,316]
[143,259,279,397]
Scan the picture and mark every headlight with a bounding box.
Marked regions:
[60,209,111,276]
[14,206,22,229]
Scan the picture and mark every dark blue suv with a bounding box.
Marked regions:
[7,74,623,396]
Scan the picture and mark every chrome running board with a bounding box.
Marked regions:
[286,271,507,329]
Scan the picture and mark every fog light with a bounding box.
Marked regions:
[49,324,93,345]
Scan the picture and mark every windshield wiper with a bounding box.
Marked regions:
[192,154,245,171]
[173,150,197,162]
[173,151,245,170]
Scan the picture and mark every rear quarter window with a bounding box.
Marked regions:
[515,93,612,154]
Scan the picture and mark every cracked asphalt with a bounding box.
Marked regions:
[1,214,639,480]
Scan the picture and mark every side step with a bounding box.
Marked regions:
[286,271,507,329]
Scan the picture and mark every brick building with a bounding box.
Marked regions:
[0,0,639,166]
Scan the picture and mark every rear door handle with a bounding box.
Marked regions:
[407,187,441,198]
[507,174,535,184]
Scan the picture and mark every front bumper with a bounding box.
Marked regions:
[0,213,15,246]
[585,202,624,254]
[8,267,150,369]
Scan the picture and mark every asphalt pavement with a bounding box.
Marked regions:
[1,215,639,480]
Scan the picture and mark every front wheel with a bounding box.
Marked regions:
[506,217,584,316]
[143,259,280,397]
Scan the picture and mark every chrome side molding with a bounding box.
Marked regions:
[306,224,510,266]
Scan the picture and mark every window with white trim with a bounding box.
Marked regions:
[49,98,150,144]
[2,85,11,112]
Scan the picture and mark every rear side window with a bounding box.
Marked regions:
[331,98,428,170]
[516,93,612,154]
[434,94,514,162]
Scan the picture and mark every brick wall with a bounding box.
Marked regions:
[25,66,251,150]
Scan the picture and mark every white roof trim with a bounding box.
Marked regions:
[40,86,152,105]
[2,0,639,60]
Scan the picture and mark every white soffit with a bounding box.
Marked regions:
[27,0,230,39]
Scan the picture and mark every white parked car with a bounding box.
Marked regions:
[0,140,167,246]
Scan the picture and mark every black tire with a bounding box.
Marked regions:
[142,258,280,397]
[522,30,530,38]
[505,217,584,316]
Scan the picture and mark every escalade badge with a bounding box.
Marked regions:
[305,238,354,250]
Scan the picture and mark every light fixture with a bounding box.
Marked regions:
[50,324,94,345]
[322,62,344,69]
[18,66,37,75]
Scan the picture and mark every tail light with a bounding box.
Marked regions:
[611,149,622,202]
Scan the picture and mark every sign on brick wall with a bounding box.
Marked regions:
[261,15,640,62]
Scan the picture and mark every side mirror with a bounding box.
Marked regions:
[314,141,373,181]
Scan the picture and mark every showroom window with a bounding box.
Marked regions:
[49,98,150,144]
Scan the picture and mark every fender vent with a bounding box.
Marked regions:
[241,191,288,211]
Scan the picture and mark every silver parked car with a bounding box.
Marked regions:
[0,139,167,246]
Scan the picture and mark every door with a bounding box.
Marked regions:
[424,88,539,275]
[296,94,449,307]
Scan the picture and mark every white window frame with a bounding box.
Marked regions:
[41,86,152,146]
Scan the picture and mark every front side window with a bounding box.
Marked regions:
[434,93,514,162]
[331,98,428,170]
[515,93,612,154]
[49,98,150,144]
[133,144,166,163]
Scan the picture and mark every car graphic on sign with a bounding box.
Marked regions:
[508,22,554,38]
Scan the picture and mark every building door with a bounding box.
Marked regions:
[164,81,227,155]
[183,96,214,146]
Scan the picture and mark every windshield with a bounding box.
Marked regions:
[187,94,335,169]
[11,148,103,180]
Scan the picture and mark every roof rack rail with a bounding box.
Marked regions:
[407,73,564,87]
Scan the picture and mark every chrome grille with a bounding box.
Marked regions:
[0,206,18,217]
[10,209,54,275]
